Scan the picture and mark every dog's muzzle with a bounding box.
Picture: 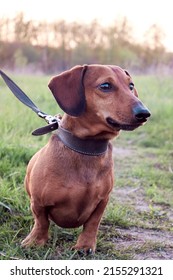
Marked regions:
[106,103,151,131]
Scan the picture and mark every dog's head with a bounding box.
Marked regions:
[48,64,150,137]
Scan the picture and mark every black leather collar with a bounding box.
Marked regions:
[57,126,108,156]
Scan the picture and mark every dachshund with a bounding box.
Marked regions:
[22,64,150,253]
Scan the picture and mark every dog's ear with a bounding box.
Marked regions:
[48,65,87,116]
[124,70,131,77]
[124,69,138,97]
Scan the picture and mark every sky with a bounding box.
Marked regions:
[1,0,173,51]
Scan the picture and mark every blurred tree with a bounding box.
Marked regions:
[144,24,165,50]
[52,20,70,69]
[13,13,33,43]
[0,15,172,73]
[14,49,28,68]
[0,18,13,42]
[143,24,166,68]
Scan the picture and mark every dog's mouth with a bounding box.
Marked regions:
[106,117,147,131]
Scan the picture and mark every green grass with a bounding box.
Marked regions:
[0,73,173,260]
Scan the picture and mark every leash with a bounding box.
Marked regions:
[0,69,61,135]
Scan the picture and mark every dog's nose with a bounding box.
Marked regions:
[133,104,151,122]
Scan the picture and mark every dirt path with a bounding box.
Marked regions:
[114,226,173,259]
[110,147,173,260]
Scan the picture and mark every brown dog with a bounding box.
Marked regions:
[22,64,150,253]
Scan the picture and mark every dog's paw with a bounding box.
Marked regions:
[71,245,95,255]
[21,233,48,247]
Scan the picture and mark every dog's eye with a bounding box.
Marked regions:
[129,83,134,90]
[99,82,112,92]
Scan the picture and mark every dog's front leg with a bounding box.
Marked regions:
[21,200,50,247]
[72,197,109,254]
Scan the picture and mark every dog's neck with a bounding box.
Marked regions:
[60,114,120,140]
[55,114,119,156]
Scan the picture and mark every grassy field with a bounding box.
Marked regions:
[0,73,173,260]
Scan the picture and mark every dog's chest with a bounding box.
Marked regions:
[64,151,113,189]
[48,161,113,228]
[39,140,114,227]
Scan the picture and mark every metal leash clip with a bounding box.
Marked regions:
[32,113,62,136]
[37,112,59,124]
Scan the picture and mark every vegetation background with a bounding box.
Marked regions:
[0,13,173,74]
[0,13,173,260]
